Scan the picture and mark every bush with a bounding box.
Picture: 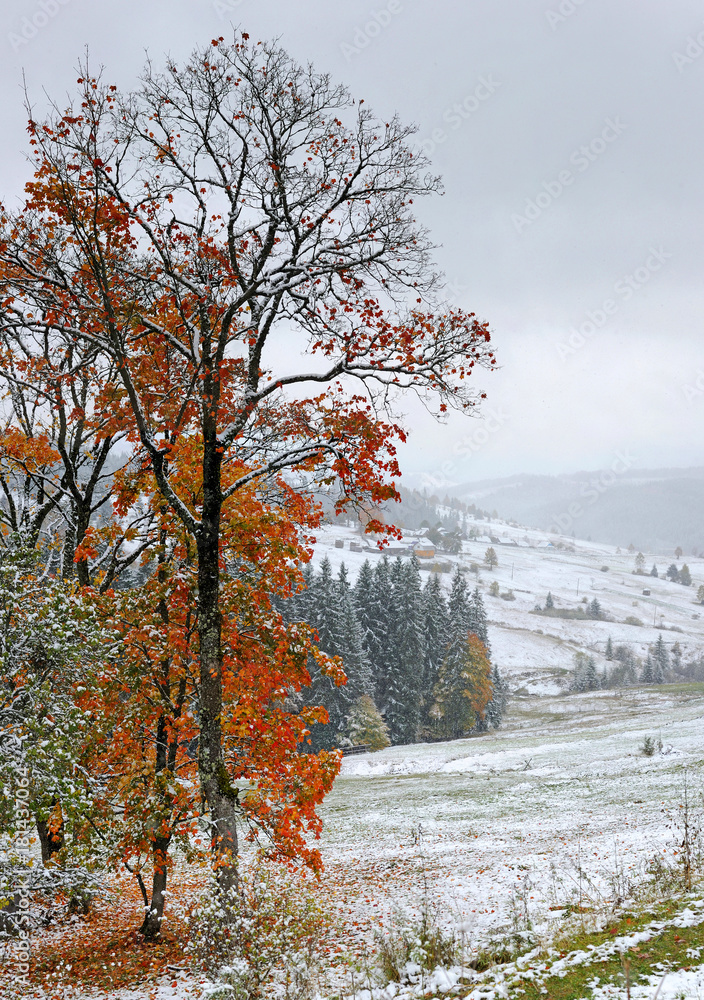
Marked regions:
[0,862,104,935]
[624,616,644,627]
[376,901,458,985]
[488,581,500,597]
[187,859,331,999]
[640,735,662,757]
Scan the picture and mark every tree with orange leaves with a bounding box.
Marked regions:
[75,452,342,938]
[0,32,495,889]
[432,633,493,740]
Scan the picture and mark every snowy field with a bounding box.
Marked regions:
[313,683,704,998]
[322,684,704,940]
[8,684,704,1000]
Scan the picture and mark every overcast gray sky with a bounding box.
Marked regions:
[1,0,702,486]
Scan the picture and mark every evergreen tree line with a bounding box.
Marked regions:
[570,634,700,691]
[278,557,507,750]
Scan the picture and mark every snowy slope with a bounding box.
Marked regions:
[308,518,704,688]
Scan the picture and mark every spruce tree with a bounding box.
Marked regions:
[468,586,490,654]
[671,641,683,672]
[385,556,425,744]
[605,636,614,660]
[431,568,491,739]
[483,663,508,729]
[447,566,471,634]
[336,564,372,698]
[304,558,355,750]
[589,598,602,619]
[369,556,393,709]
[353,559,376,660]
[650,564,658,578]
[641,651,655,684]
[433,634,492,739]
[545,591,554,609]
[570,652,599,691]
[420,574,449,732]
[653,633,669,682]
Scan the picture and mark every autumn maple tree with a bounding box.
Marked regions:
[0,32,495,891]
[77,454,341,938]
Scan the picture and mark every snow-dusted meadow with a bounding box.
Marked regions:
[10,519,704,999]
[323,685,704,942]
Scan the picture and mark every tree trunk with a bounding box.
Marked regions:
[197,437,239,890]
[37,800,64,864]
[139,837,171,940]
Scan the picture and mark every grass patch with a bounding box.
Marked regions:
[492,895,704,999]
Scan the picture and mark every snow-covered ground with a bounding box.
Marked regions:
[322,685,704,937]
[12,687,704,1000]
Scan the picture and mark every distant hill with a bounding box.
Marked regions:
[444,468,704,556]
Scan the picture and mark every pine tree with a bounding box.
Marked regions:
[605,636,614,660]
[641,651,655,684]
[420,574,449,733]
[369,556,393,709]
[304,558,356,750]
[468,586,490,654]
[545,591,554,609]
[653,633,669,682]
[680,564,692,587]
[671,641,682,672]
[483,663,508,729]
[650,564,658,578]
[589,598,602,619]
[385,557,425,744]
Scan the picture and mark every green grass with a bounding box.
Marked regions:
[476,894,704,999]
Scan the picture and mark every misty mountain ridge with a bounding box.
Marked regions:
[438,467,704,555]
